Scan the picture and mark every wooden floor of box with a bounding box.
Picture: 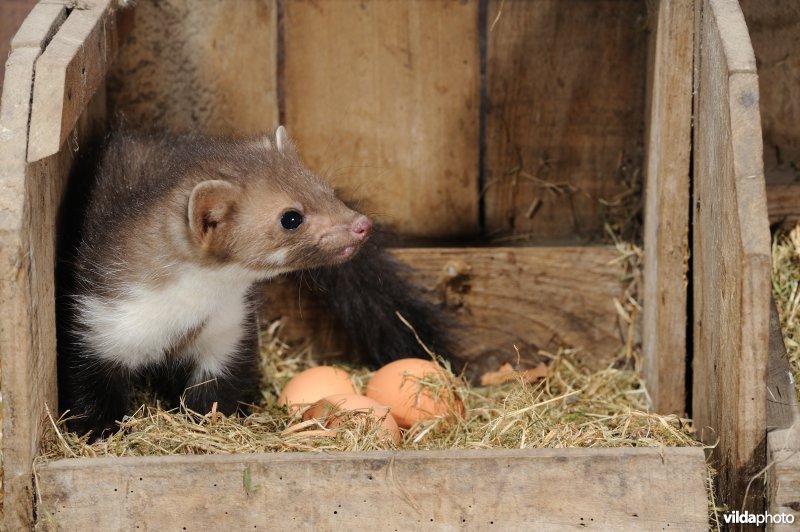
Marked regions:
[35,447,709,531]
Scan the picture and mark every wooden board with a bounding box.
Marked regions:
[739,1,800,184]
[27,0,130,162]
[641,0,693,416]
[766,297,800,529]
[692,0,771,514]
[767,299,800,432]
[283,0,480,239]
[35,447,709,530]
[107,0,278,136]
[0,0,46,88]
[0,2,119,528]
[767,429,800,530]
[483,0,647,242]
[260,246,627,379]
[766,183,800,228]
[0,5,68,529]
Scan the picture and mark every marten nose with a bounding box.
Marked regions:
[351,215,373,239]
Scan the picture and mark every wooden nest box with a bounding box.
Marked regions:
[1,0,797,529]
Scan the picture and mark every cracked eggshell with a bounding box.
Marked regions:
[303,393,401,443]
[278,366,356,411]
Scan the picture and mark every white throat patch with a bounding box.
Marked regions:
[75,264,263,373]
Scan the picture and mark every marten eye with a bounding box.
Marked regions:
[280,210,304,231]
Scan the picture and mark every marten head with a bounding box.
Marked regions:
[186,126,372,276]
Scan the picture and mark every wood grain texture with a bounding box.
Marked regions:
[27,0,129,162]
[5,0,57,49]
[692,0,771,514]
[767,299,800,432]
[107,0,278,136]
[766,183,800,227]
[35,447,709,530]
[766,298,800,529]
[0,0,39,89]
[283,0,480,239]
[1,3,112,527]
[740,0,800,186]
[484,0,647,242]
[2,84,106,532]
[260,246,626,379]
[0,5,70,529]
[641,0,693,416]
[0,3,80,528]
[767,428,800,530]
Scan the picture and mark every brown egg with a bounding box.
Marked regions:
[365,358,464,429]
[278,366,356,411]
[303,394,401,443]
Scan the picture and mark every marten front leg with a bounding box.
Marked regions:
[59,354,132,438]
[181,310,261,416]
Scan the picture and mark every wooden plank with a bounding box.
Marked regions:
[484,0,647,242]
[107,0,278,136]
[641,0,693,415]
[766,297,800,530]
[283,0,479,239]
[27,0,130,162]
[1,3,114,527]
[35,447,709,530]
[767,298,800,432]
[739,1,800,185]
[260,246,626,379]
[766,183,800,227]
[0,5,72,529]
[767,429,800,530]
[6,0,61,50]
[692,0,771,514]
[2,87,107,532]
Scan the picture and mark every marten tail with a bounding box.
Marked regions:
[299,235,457,367]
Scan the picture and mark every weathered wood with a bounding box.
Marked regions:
[767,429,800,530]
[692,0,771,514]
[0,5,71,529]
[35,447,709,530]
[484,0,647,242]
[27,0,130,162]
[107,0,278,136]
[283,0,480,239]
[2,86,107,532]
[766,297,800,530]
[766,183,800,227]
[641,0,693,415]
[767,299,800,432]
[7,0,62,50]
[260,246,626,379]
[1,2,114,528]
[739,1,800,185]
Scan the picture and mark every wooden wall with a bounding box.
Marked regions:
[108,0,279,136]
[1,3,124,528]
[740,0,800,226]
[108,0,648,242]
[692,0,771,514]
[484,0,647,243]
[0,0,39,89]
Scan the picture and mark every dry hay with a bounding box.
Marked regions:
[40,330,700,459]
[772,223,800,399]
[34,239,719,526]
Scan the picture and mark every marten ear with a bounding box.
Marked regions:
[188,180,239,248]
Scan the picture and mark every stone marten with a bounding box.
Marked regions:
[57,126,453,437]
